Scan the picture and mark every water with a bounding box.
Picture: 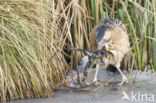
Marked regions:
[8,56,156,103]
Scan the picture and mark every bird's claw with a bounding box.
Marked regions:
[118,76,128,86]
[94,81,103,87]
[118,81,126,86]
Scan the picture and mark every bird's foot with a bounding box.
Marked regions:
[94,81,103,87]
[118,76,128,86]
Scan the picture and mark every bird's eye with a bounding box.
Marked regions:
[100,51,106,55]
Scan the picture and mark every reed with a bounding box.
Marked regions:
[0,0,71,102]
[0,0,156,102]
[70,0,156,70]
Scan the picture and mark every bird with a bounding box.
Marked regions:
[89,18,130,85]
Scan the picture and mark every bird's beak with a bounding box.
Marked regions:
[97,43,103,50]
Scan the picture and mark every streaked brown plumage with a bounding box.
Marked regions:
[89,18,130,85]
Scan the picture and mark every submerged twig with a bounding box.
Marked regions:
[65,81,99,89]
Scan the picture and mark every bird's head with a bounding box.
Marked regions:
[96,28,112,50]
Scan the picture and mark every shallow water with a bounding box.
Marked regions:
[9,56,156,103]
[9,69,156,103]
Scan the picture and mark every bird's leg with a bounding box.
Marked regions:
[116,63,128,85]
[93,63,101,86]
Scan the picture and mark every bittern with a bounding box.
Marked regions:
[89,18,130,85]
